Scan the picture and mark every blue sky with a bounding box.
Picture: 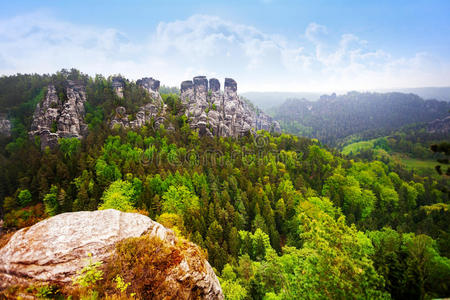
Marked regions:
[0,0,449,92]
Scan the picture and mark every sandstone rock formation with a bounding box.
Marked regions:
[0,209,223,299]
[0,114,11,137]
[29,81,88,149]
[137,77,163,106]
[110,75,279,137]
[111,76,126,98]
[181,76,281,137]
[428,116,450,134]
[111,77,167,130]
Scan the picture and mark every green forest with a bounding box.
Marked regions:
[272,93,450,147]
[0,70,449,299]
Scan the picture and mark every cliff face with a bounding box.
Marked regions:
[181,76,281,137]
[111,76,126,98]
[137,77,164,106]
[0,114,11,137]
[110,77,166,130]
[30,75,278,146]
[29,81,88,149]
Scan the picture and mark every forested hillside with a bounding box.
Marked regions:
[272,92,450,146]
[0,70,449,299]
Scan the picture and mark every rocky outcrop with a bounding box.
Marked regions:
[111,77,167,130]
[110,103,165,130]
[137,77,163,106]
[0,114,11,137]
[0,209,223,299]
[29,81,88,149]
[428,116,450,134]
[110,75,279,136]
[111,76,126,98]
[181,76,281,137]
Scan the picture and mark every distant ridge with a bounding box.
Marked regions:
[242,87,450,110]
[272,91,450,146]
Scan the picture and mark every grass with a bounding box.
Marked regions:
[341,138,446,177]
[392,153,446,176]
[341,139,376,156]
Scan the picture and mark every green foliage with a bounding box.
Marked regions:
[161,185,199,215]
[99,179,139,211]
[95,158,122,186]
[85,101,104,129]
[43,185,59,216]
[73,253,104,289]
[114,275,131,294]
[221,279,247,300]
[239,229,273,260]
[35,284,58,298]
[17,189,32,207]
[50,121,58,133]
[368,228,450,299]
[1,69,449,299]
[274,93,450,146]
[58,137,81,159]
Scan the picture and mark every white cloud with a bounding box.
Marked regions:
[0,12,448,92]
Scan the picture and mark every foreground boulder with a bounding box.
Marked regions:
[0,209,223,299]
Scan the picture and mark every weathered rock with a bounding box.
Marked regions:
[110,103,162,129]
[111,76,126,98]
[181,80,194,105]
[209,78,220,92]
[111,76,168,130]
[137,77,163,106]
[58,80,88,139]
[180,76,280,137]
[0,114,11,137]
[0,209,223,299]
[29,81,88,149]
[110,75,278,137]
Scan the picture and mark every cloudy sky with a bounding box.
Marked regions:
[1,0,449,92]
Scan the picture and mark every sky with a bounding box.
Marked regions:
[0,0,449,92]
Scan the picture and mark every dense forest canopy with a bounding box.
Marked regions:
[0,70,449,299]
[271,92,450,147]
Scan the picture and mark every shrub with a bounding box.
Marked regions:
[99,180,137,212]
[17,189,32,207]
[102,234,206,299]
[73,253,104,289]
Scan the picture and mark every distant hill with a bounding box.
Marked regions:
[241,91,322,110]
[272,91,450,146]
[242,87,450,111]
[376,87,450,102]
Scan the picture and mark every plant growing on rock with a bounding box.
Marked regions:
[73,253,104,289]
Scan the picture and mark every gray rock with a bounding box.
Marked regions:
[29,81,88,149]
[209,78,220,92]
[111,76,126,98]
[180,76,280,138]
[0,114,11,137]
[224,78,237,92]
[111,76,171,130]
[137,77,163,106]
[110,75,279,138]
